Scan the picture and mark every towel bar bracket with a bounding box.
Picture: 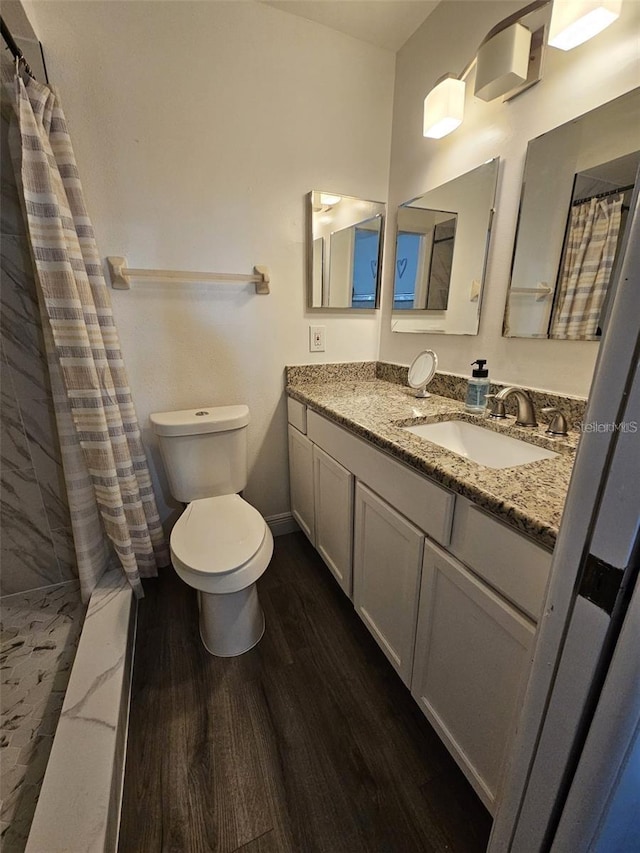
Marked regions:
[108,256,130,290]
[253,265,270,295]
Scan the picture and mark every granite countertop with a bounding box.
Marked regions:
[286,377,580,550]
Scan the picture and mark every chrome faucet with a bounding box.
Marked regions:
[489,387,538,427]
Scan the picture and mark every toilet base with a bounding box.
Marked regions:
[197,583,265,657]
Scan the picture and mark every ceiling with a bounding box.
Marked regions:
[261,1,440,52]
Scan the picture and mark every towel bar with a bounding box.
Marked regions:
[106,257,270,294]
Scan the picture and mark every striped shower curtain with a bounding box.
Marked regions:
[3,65,169,600]
[550,194,624,340]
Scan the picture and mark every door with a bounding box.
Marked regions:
[553,575,640,851]
[353,482,423,686]
[490,175,640,850]
[313,445,354,597]
[288,425,315,544]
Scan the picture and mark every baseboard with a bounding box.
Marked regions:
[266,512,299,537]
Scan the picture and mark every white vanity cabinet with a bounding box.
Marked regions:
[412,539,536,813]
[288,425,315,544]
[286,397,552,812]
[313,445,354,597]
[353,483,424,686]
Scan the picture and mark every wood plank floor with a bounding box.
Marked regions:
[119,532,492,853]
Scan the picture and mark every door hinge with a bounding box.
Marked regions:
[578,554,625,615]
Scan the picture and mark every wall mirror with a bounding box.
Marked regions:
[391,158,499,335]
[307,191,385,310]
[504,88,640,340]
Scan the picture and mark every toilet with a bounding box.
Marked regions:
[150,405,273,657]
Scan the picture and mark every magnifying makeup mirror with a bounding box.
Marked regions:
[407,350,438,398]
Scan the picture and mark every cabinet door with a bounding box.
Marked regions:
[313,445,354,598]
[288,425,315,544]
[412,538,536,813]
[353,483,424,686]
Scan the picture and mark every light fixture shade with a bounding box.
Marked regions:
[474,22,532,102]
[423,76,465,139]
[548,0,622,50]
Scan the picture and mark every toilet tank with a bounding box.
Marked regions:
[150,405,249,502]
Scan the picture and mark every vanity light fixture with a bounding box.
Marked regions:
[548,0,622,50]
[423,74,466,139]
[474,22,532,101]
[422,0,624,139]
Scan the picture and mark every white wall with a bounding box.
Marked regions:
[379,0,640,396]
[28,0,395,524]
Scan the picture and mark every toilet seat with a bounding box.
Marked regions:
[170,494,273,595]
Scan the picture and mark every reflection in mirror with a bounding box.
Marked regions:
[307,191,385,309]
[394,211,457,310]
[391,158,499,335]
[504,89,639,340]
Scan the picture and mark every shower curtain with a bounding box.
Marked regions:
[550,194,624,340]
[3,63,169,600]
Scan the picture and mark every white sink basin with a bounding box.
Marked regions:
[403,420,559,469]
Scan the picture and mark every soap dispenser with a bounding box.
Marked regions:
[465,359,490,414]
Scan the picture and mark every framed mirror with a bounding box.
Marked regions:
[504,88,640,340]
[391,158,499,335]
[307,191,385,310]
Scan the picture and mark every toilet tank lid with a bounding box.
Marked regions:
[150,405,249,436]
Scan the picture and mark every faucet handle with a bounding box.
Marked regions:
[486,394,507,419]
[542,406,570,437]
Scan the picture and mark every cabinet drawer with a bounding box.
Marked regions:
[307,409,454,547]
[287,397,307,434]
[449,497,552,622]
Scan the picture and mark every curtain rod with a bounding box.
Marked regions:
[0,16,35,78]
[573,183,635,207]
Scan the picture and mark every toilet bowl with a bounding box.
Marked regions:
[150,404,273,657]
[170,494,273,656]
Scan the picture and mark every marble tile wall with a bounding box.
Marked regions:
[1,115,76,596]
[0,581,86,852]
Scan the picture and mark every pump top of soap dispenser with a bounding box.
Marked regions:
[471,359,488,378]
